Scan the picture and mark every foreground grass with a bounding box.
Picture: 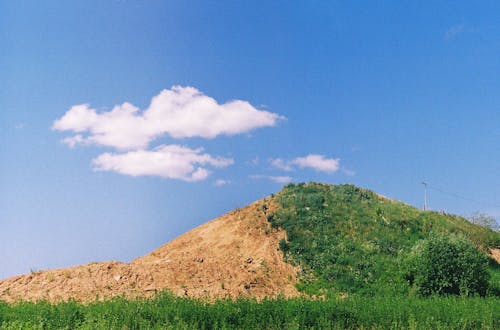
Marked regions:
[0,292,498,329]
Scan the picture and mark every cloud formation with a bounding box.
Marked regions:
[52,86,285,181]
[270,154,340,173]
[269,175,293,183]
[214,179,231,186]
[53,86,283,150]
[92,144,233,182]
[250,175,293,184]
[270,158,293,171]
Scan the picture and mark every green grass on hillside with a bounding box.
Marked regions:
[267,183,500,296]
[0,292,498,329]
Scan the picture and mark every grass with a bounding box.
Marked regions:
[0,292,498,329]
[267,183,500,296]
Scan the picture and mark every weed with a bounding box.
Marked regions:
[0,292,498,329]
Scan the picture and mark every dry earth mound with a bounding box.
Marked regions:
[0,198,299,303]
[491,248,500,264]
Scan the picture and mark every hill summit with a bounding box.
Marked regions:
[1,183,498,302]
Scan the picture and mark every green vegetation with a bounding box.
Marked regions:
[0,292,499,329]
[404,235,490,296]
[268,183,499,296]
[2,183,499,328]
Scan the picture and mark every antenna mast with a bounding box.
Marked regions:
[422,181,428,211]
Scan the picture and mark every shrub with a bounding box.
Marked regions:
[405,235,490,296]
[468,212,499,231]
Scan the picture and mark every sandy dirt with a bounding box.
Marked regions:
[490,248,500,264]
[0,198,299,303]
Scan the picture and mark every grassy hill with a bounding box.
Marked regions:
[267,182,499,296]
[1,182,498,303]
[1,182,499,329]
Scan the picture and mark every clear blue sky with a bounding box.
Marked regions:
[1,1,499,279]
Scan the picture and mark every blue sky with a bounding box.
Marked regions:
[1,1,499,279]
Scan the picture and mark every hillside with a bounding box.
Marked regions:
[0,183,498,303]
[0,199,298,303]
[268,183,499,296]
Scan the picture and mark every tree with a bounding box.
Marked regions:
[468,212,499,231]
[405,235,490,296]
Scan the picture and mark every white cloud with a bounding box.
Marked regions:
[214,179,231,186]
[270,175,293,183]
[270,158,293,171]
[92,144,233,182]
[62,135,88,148]
[270,154,340,173]
[53,86,284,150]
[291,154,340,173]
[250,175,292,184]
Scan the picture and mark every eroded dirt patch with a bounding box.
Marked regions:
[0,198,299,303]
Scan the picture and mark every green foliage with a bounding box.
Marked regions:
[0,292,498,329]
[268,183,500,295]
[405,235,490,296]
[487,261,500,297]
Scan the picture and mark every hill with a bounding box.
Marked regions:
[0,183,498,302]
[267,183,499,296]
[0,199,298,303]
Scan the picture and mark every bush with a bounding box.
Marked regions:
[468,212,499,231]
[405,235,490,296]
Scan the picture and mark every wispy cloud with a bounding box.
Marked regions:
[341,167,356,176]
[214,179,231,186]
[249,156,260,166]
[250,175,292,184]
[53,86,284,150]
[444,24,465,40]
[270,158,293,171]
[270,154,340,173]
[92,144,233,182]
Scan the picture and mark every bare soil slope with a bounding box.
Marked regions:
[0,198,299,303]
[491,248,500,264]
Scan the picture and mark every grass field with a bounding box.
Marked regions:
[1,292,498,329]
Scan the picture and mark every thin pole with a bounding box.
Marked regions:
[422,182,427,211]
